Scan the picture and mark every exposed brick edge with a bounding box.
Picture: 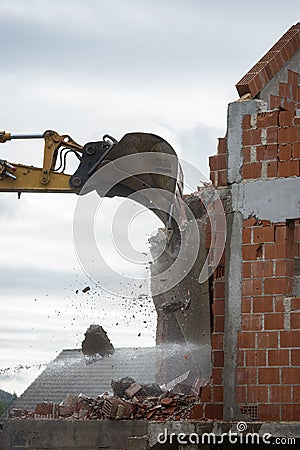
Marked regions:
[236,23,300,98]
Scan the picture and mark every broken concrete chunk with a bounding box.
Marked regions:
[82,324,114,360]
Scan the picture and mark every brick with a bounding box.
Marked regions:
[242,244,262,261]
[213,350,224,367]
[243,217,257,227]
[283,99,296,110]
[258,367,280,384]
[242,227,252,244]
[209,155,219,171]
[270,386,291,403]
[256,144,277,161]
[266,126,278,143]
[212,300,224,315]
[242,115,251,130]
[217,154,227,170]
[279,110,295,127]
[274,296,286,312]
[201,385,212,402]
[238,332,256,348]
[257,331,278,348]
[293,386,300,402]
[257,111,279,128]
[281,330,300,348]
[253,226,274,243]
[209,171,216,185]
[214,282,225,299]
[278,160,299,177]
[245,350,266,366]
[268,349,289,366]
[242,162,262,179]
[275,259,293,277]
[281,404,300,421]
[265,242,288,259]
[236,367,257,385]
[217,169,227,187]
[214,316,224,333]
[242,279,262,297]
[243,129,262,146]
[264,278,290,295]
[248,385,269,403]
[243,261,251,278]
[291,313,300,329]
[190,404,204,420]
[213,386,223,402]
[282,368,300,384]
[264,313,285,330]
[278,126,299,144]
[253,297,273,313]
[212,368,222,384]
[287,69,299,86]
[204,404,223,420]
[266,161,277,177]
[291,297,300,310]
[242,297,251,313]
[217,137,227,154]
[242,314,262,331]
[212,333,223,349]
[291,349,300,366]
[279,143,292,160]
[252,261,273,278]
[275,225,289,242]
[236,386,247,402]
[238,350,245,366]
[279,82,289,98]
[258,404,280,421]
[243,147,251,163]
[293,142,300,158]
[270,94,280,109]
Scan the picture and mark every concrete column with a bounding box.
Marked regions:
[223,99,267,421]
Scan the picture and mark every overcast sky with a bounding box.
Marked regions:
[0,0,299,395]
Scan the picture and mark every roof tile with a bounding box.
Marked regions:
[236,23,300,97]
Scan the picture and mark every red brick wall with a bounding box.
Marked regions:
[196,252,225,420]
[242,108,300,180]
[209,137,227,187]
[238,218,300,420]
[270,69,300,110]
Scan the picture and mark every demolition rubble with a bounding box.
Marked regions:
[9,374,205,422]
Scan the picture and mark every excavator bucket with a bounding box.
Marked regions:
[70,132,183,230]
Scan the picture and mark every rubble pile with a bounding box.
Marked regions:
[9,376,204,422]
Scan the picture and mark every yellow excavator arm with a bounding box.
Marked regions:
[0,130,183,230]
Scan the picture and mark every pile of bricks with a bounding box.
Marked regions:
[9,377,204,421]
[10,393,199,422]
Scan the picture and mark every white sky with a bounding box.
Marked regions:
[0,0,299,395]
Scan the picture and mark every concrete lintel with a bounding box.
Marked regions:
[223,211,243,421]
[237,177,300,222]
[227,99,267,184]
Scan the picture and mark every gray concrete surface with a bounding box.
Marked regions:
[0,419,148,450]
[226,99,267,184]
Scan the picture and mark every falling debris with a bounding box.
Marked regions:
[82,286,91,293]
[81,324,114,361]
